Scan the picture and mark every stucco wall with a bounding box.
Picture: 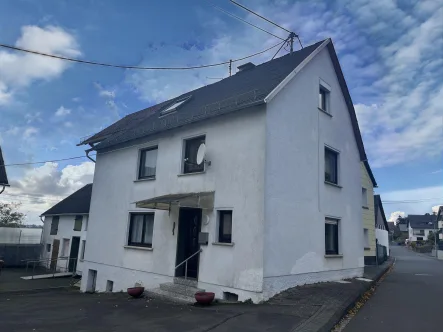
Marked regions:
[375,228,389,254]
[361,164,376,257]
[408,225,433,242]
[81,107,266,297]
[263,47,364,298]
[40,214,88,274]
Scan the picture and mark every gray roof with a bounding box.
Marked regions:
[407,214,436,229]
[0,146,9,186]
[79,39,367,161]
[41,184,93,216]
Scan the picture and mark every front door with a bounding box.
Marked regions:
[175,208,202,279]
[50,239,60,270]
[68,237,81,272]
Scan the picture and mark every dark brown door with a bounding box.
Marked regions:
[175,208,202,279]
[50,239,60,270]
[68,237,80,272]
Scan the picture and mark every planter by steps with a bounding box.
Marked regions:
[127,286,144,298]
[195,291,215,305]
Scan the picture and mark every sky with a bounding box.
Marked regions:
[0,0,442,224]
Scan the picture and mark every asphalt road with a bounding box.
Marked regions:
[344,245,443,332]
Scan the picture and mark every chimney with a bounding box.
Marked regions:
[237,62,255,73]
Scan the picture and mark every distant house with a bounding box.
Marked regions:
[361,161,377,265]
[407,214,436,243]
[374,195,389,256]
[397,218,408,233]
[40,184,92,275]
[0,146,9,192]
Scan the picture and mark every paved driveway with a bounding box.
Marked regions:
[344,245,443,332]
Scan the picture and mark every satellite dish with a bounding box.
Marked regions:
[196,143,206,165]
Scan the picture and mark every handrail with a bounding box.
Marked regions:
[175,249,202,269]
[174,248,202,280]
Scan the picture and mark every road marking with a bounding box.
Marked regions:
[335,280,351,284]
[415,273,432,276]
[356,277,373,282]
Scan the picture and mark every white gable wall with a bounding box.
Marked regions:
[40,214,88,274]
[81,107,266,301]
[263,47,363,299]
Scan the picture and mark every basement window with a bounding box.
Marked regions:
[161,96,191,115]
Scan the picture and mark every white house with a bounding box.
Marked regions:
[78,38,368,303]
[407,214,436,243]
[436,206,443,260]
[40,184,92,275]
[374,195,389,257]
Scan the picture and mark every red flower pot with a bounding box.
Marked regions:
[195,291,215,305]
[127,286,144,298]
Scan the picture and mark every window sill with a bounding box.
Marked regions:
[325,254,343,258]
[124,245,153,251]
[318,107,332,117]
[134,177,156,183]
[212,242,234,247]
[178,171,206,177]
[362,206,369,210]
[325,181,342,188]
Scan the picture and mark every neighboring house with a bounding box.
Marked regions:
[436,206,443,260]
[374,195,389,255]
[407,214,436,243]
[361,161,377,265]
[78,38,368,303]
[40,184,92,275]
[397,217,408,233]
[0,146,9,193]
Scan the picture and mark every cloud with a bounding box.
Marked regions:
[0,25,81,105]
[380,185,443,217]
[55,106,71,117]
[388,211,407,223]
[2,161,94,224]
[23,127,38,139]
[72,97,81,102]
[432,205,442,214]
[431,169,443,174]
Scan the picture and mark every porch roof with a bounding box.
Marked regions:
[135,191,215,211]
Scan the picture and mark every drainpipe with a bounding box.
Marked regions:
[85,144,96,163]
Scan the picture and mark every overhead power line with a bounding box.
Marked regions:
[210,4,286,41]
[0,155,96,167]
[229,0,293,34]
[0,41,283,71]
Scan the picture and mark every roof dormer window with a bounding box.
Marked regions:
[160,96,191,116]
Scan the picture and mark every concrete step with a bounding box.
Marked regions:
[159,282,205,297]
[173,277,198,287]
[145,288,196,304]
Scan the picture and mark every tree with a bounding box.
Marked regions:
[0,202,25,227]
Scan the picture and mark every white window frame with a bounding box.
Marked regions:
[137,145,158,180]
[181,134,206,174]
[325,217,341,255]
[362,188,368,208]
[324,145,340,186]
[319,79,331,114]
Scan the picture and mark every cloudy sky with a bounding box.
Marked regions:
[0,0,442,224]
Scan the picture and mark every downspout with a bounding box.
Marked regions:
[85,143,96,163]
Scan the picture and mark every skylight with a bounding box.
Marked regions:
[161,96,191,115]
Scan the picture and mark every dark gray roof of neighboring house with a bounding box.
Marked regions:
[0,146,9,186]
[40,184,93,216]
[387,221,395,231]
[374,195,389,230]
[79,39,367,162]
[407,214,436,229]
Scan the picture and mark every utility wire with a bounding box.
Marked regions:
[229,0,294,35]
[0,155,96,167]
[0,41,283,71]
[211,4,286,41]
